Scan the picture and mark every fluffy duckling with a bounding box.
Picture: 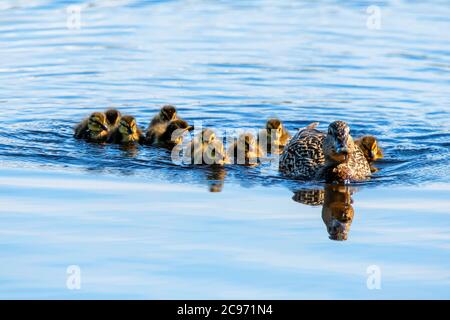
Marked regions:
[188,129,229,165]
[228,133,263,166]
[258,118,291,154]
[355,135,383,162]
[107,115,144,145]
[74,112,109,143]
[105,109,122,130]
[146,119,192,149]
[279,121,371,182]
[148,105,178,128]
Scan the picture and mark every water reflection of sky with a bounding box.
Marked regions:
[0,168,448,299]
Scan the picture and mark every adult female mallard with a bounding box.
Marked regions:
[279,121,371,182]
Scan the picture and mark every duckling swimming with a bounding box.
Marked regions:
[145,119,192,149]
[355,135,383,172]
[188,129,229,165]
[107,115,144,145]
[279,121,371,182]
[258,118,291,154]
[148,105,178,128]
[74,112,109,143]
[105,109,122,130]
[228,132,263,166]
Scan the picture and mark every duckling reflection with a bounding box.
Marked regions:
[293,184,356,241]
[204,165,227,192]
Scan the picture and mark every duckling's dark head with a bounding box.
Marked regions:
[105,109,121,127]
[357,135,383,162]
[163,119,192,145]
[266,118,283,138]
[324,121,353,163]
[119,115,138,135]
[160,105,177,121]
[88,112,108,132]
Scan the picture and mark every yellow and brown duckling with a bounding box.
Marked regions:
[355,135,383,173]
[355,135,383,164]
[279,121,371,182]
[228,132,263,166]
[258,118,291,154]
[148,105,178,128]
[145,119,193,149]
[188,128,229,165]
[74,112,110,143]
[105,109,122,131]
[107,115,144,145]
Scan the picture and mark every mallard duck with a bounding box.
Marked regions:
[279,121,371,182]
[148,105,178,128]
[145,119,192,149]
[258,118,291,154]
[74,112,109,143]
[107,115,144,145]
[105,109,122,130]
[188,129,229,165]
[228,132,263,166]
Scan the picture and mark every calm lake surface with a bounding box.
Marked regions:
[0,0,449,299]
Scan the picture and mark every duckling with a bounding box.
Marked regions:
[188,129,229,165]
[355,135,383,164]
[279,121,371,182]
[74,112,109,143]
[145,119,192,149]
[105,109,122,130]
[107,115,144,145]
[258,118,291,154]
[148,105,178,128]
[228,132,263,166]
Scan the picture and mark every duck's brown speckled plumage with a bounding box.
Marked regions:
[279,121,371,182]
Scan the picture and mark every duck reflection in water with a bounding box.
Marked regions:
[293,184,355,241]
[205,165,227,193]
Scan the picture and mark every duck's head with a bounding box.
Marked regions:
[163,119,193,145]
[324,121,354,163]
[266,118,283,140]
[160,105,177,122]
[88,112,109,133]
[105,109,121,127]
[118,115,138,136]
[356,135,383,162]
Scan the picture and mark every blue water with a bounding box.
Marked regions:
[0,0,449,299]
